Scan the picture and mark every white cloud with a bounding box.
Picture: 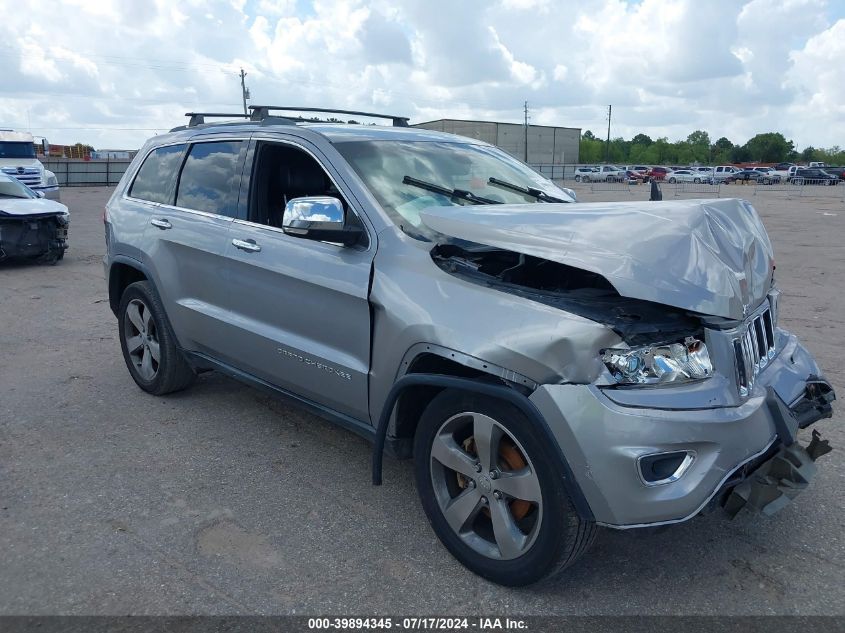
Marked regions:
[0,0,842,151]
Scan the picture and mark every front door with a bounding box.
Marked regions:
[213,137,375,422]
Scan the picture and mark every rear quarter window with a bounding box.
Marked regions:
[129,144,187,204]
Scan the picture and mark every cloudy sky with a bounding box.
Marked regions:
[1,0,844,150]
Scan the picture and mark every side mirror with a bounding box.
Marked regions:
[35,190,46,199]
[282,196,363,246]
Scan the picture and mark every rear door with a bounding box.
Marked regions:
[212,136,375,422]
[142,137,248,355]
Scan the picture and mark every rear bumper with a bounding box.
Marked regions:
[529,333,835,528]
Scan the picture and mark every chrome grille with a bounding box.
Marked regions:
[1,167,42,187]
[733,305,776,396]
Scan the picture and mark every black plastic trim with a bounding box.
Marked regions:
[371,373,595,522]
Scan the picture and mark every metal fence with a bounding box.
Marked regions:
[671,182,722,198]
[754,178,843,200]
[43,158,131,187]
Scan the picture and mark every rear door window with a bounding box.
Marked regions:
[175,141,244,217]
[129,144,187,204]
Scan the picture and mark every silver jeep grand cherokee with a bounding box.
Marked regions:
[104,106,836,586]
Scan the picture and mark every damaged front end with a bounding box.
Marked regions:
[421,199,836,527]
[0,210,69,264]
[718,379,835,519]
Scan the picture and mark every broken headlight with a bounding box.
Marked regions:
[602,337,712,385]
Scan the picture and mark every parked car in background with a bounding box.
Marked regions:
[0,172,68,263]
[772,165,799,181]
[574,167,598,182]
[626,165,650,175]
[712,165,739,183]
[666,169,707,184]
[789,168,840,185]
[622,169,647,183]
[592,165,627,182]
[822,166,845,180]
[647,166,671,181]
[733,168,768,184]
[752,167,781,184]
[808,162,827,168]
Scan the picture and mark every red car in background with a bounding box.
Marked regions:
[647,166,671,181]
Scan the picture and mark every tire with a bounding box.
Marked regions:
[693,178,700,184]
[413,389,596,586]
[574,175,581,182]
[668,177,676,183]
[118,280,195,395]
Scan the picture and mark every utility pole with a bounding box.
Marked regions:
[605,105,612,162]
[239,68,249,115]
[523,101,529,162]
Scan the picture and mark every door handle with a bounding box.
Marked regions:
[232,238,261,253]
[150,218,172,230]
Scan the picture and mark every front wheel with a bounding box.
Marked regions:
[693,178,701,184]
[668,177,676,183]
[414,390,596,586]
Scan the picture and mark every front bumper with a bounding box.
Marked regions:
[530,331,835,528]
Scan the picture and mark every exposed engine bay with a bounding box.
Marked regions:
[0,212,69,263]
[431,242,703,344]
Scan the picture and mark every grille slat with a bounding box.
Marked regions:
[734,304,776,396]
[1,167,42,187]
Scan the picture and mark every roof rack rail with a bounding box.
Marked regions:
[248,105,410,127]
[183,112,252,127]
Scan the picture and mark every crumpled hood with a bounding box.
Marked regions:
[0,197,68,217]
[420,198,774,320]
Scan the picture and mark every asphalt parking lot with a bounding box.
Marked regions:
[1,183,843,615]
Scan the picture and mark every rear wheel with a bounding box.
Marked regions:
[414,390,596,586]
[574,175,581,182]
[693,177,701,184]
[118,281,195,395]
[668,177,676,183]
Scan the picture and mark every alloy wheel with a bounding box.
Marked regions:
[429,412,543,560]
[123,298,160,381]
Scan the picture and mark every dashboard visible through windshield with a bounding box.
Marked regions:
[335,140,573,240]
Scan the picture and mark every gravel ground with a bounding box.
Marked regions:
[1,183,843,615]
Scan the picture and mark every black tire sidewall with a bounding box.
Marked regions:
[413,389,581,586]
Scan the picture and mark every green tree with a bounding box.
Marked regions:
[743,132,794,163]
[630,133,653,146]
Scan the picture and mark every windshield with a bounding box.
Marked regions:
[0,175,37,199]
[335,140,573,240]
[0,142,37,159]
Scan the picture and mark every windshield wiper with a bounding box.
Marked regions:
[488,177,569,203]
[403,175,500,205]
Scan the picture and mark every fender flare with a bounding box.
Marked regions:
[371,373,594,522]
